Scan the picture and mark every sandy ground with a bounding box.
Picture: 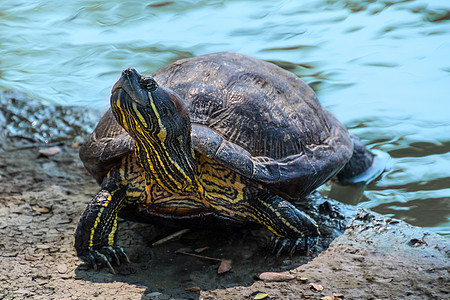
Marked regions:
[1,91,449,299]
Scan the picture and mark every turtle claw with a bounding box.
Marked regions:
[78,246,129,274]
[105,260,116,275]
[275,239,290,257]
[270,236,319,256]
[102,246,122,265]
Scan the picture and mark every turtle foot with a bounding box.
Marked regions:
[78,246,130,274]
[270,236,318,257]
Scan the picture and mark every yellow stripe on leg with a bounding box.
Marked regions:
[88,207,105,249]
[108,217,118,246]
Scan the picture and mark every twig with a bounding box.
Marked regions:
[152,228,191,246]
[175,250,226,263]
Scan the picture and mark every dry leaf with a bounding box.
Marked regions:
[310,283,324,292]
[185,286,200,292]
[254,292,269,300]
[321,294,344,300]
[39,146,61,157]
[32,206,50,213]
[256,271,295,282]
[217,260,232,274]
[194,246,209,253]
[333,293,344,299]
[298,277,309,282]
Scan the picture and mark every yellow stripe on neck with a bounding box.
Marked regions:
[132,102,148,129]
[148,93,167,143]
[144,92,192,190]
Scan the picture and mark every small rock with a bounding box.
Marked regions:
[57,264,68,274]
[256,271,295,282]
[39,146,61,157]
[310,283,324,292]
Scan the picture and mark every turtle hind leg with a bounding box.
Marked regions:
[74,188,130,273]
[247,190,320,255]
[337,135,390,185]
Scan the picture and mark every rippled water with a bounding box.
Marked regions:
[1,0,449,236]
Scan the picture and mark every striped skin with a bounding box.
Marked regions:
[97,147,315,240]
[111,87,196,195]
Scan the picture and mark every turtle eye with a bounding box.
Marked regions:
[140,76,158,92]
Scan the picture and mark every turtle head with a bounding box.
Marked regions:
[110,68,196,190]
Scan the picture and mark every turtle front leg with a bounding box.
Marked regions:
[248,191,320,256]
[74,188,130,273]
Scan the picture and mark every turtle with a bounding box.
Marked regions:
[74,52,385,272]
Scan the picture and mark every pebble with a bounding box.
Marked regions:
[39,146,61,157]
[256,271,295,282]
[57,264,68,274]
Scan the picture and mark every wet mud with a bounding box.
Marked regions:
[1,91,449,299]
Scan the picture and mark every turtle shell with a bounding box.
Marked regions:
[81,52,353,197]
[152,52,353,198]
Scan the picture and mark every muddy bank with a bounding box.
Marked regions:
[0,91,449,299]
[202,213,450,300]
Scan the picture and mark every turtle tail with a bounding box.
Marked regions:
[337,135,389,185]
